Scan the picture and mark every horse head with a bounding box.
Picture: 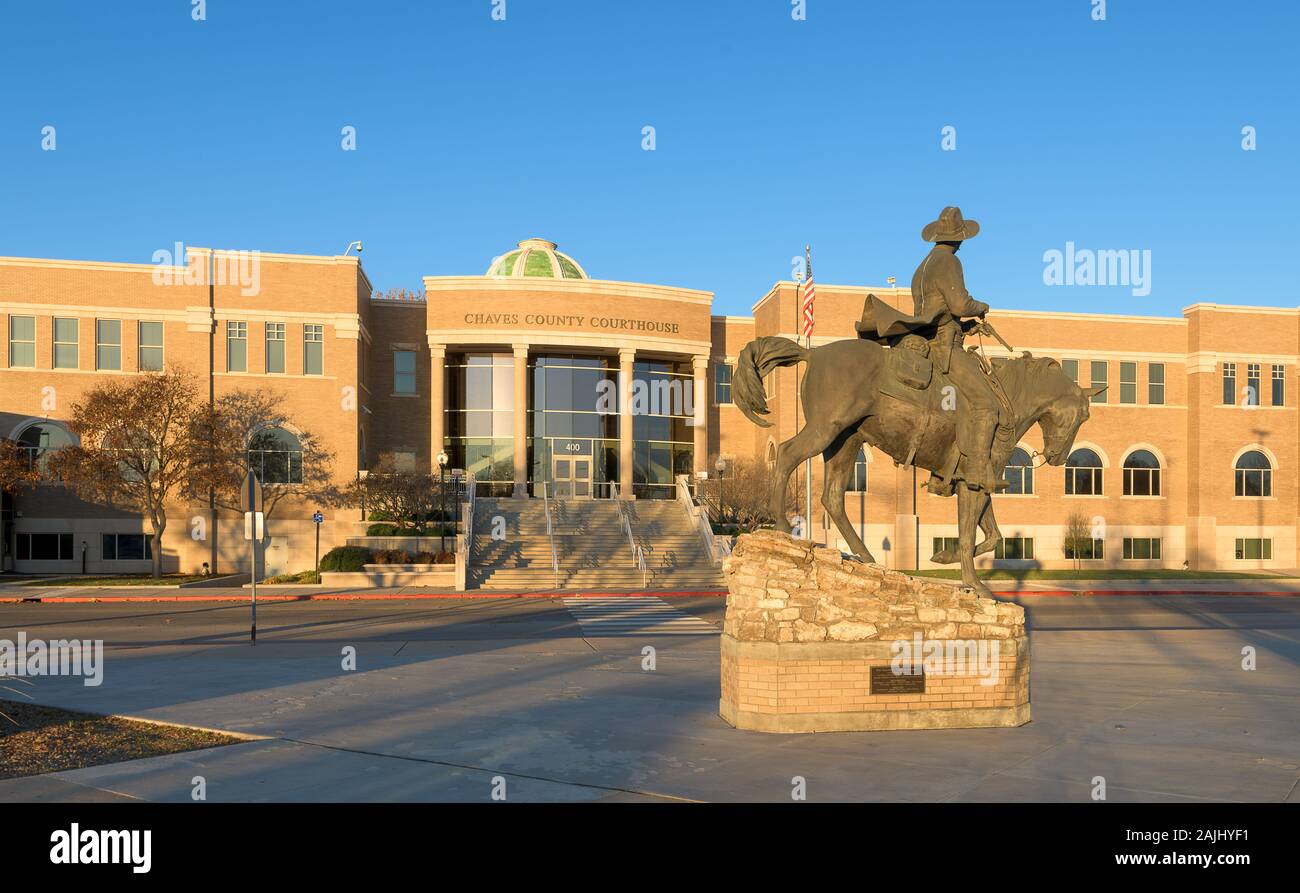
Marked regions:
[996,354,1103,465]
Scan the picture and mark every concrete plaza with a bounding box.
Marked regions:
[1,593,1298,803]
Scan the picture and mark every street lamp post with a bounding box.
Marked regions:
[436,450,449,555]
[714,456,726,526]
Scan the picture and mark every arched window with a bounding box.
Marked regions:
[1003,447,1034,495]
[248,427,303,484]
[1122,449,1161,496]
[1235,450,1272,497]
[765,442,776,471]
[1065,448,1103,496]
[17,422,75,470]
[848,447,868,492]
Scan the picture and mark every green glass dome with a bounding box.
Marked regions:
[486,238,588,279]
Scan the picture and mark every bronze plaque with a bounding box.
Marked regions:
[870,665,926,695]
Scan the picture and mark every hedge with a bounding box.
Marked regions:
[319,546,372,573]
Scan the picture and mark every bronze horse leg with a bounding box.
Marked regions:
[767,417,843,535]
[931,490,1002,564]
[956,486,994,596]
[820,427,876,563]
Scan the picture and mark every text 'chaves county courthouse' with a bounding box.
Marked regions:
[0,238,1294,575]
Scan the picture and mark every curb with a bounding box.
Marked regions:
[1,589,730,603]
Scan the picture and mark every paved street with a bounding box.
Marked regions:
[2,594,1298,802]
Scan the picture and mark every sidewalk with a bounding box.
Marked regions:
[3,577,1297,602]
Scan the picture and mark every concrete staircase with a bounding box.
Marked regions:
[469,497,724,591]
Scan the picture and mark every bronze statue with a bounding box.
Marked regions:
[733,208,1102,595]
[855,207,1007,494]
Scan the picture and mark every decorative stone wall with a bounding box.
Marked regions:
[720,530,1030,732]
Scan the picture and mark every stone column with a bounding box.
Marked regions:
[512,343,529,497]
[428,342,446,471]
[692,355,710,476]
[619,348,636,499]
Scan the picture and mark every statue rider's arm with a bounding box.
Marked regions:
[939,256,990,320]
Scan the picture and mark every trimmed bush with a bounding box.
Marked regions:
[319,546,372,573]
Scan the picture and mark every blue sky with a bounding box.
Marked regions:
[2,0,1296,317]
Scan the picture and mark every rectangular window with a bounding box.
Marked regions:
[1148,363,1165,405]
[96,319,121,371]
[1271,364,1284,407]
[265,322,285,374]
[16,533,74,561]
[303,324,324,375]
[9,315,36,367]
[102,533,153,561]
[1222,362,1236,405]
[1246,362,1261,406]
[932,536,959,556]
[1123,537,1162,560]
[1119,361,1137,404]
[227,321,247,372]
[1234,538,1273,560]
[1065,538,1104,560]
[138,321,164,371]
[393,349,417,394]
[994,537,1034,560]
[53,317,79,369]
[1061,359,1078,384]
[714,362,733,405]
[1090,361,1107,403]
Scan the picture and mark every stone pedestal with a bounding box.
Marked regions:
[720,530,1030,733]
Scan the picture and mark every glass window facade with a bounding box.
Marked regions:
[529,354,618,498]
[446,353,516,496]
[630,359,694,498]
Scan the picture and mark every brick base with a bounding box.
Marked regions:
[719,634,1031,733]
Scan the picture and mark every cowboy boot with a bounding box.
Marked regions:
[962,412,1010,493]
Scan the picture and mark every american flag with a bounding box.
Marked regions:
[800,247,815,339]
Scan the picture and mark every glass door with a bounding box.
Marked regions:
[552,456,591,498]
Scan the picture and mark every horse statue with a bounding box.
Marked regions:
[731,333,1102,595]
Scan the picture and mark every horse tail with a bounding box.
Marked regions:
[733,336,808,428]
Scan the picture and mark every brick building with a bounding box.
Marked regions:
[1,238,1294,575]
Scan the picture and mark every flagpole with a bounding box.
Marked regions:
[792,270,802,537]
[804,245,814,542]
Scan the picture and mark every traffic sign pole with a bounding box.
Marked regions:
[241,471,264,646]
[312,511,324,582]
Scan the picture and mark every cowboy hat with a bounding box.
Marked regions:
[921,206,980,242]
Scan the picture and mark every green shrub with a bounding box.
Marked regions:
[319,546,372,573]
[373,549,413,565]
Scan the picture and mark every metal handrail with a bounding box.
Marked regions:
[633,542,648,589]
[676,473,730,563]
[454,472,477,590]
[542,480,560,589]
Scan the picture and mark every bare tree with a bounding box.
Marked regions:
[188,389,340,521]
[703,456,801,533]
[48,368,206,579]
[0,439,38,496]
[1062,510,1091,572]
[347,456,438,532]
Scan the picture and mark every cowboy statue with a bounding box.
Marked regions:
[854,206,1009,494]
